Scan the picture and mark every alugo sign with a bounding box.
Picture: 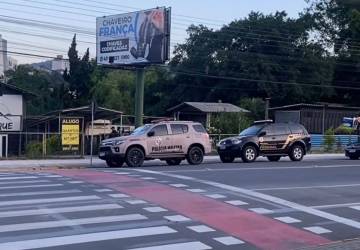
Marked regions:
[96,7,171,66]
[61,118,80,151]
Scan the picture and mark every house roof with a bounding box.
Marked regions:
[168,102,250,113]
[269,103,360,111]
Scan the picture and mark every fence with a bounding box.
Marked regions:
[209,134,359,151]
[0,132,115,159]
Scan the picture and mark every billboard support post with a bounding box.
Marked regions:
[135,67,145,128]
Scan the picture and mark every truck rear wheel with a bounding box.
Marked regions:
[289,145,304,161]
[187,146,204,165]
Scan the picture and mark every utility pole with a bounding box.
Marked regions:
[90,101,95,167]
[265,98,271,120]
[134,67,145,128]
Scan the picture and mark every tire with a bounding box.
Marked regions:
[125,147,145,167]
[289,144,304,161]
[349,155,359,160]
[241,145,257,163]
[166,159,182,166]
[106,159,124,168]
[220,155,235,163]
[186,146,204,165]
[267,156,281,162]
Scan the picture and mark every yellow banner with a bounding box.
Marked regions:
[62,124,79,145]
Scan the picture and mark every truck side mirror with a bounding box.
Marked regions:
[147,131,155,137]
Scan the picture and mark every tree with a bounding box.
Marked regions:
[64,35,94,107]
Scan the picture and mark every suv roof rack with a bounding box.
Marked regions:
[253,120,274,125]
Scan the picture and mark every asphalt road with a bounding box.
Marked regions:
[0,156,359,250]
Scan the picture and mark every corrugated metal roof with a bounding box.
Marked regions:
[269,103,360,111]
[168,102,250,113]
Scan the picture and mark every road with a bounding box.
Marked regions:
[0,156,359,250]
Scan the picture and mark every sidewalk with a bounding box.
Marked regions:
[298,238,360,250]
[0,154,347,170]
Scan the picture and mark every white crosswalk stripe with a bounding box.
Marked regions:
[0,195,100,207]
[0,176,38,180]
[0,189,82,198]
[0,180,51,186]
[0,226,177,250]
[0,204,123,218]
[0,214,147,233]
[129,241,212,250]
[0,184,63,190]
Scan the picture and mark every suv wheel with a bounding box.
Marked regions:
[187,146,204,165]
[125,147,145,167]
[166,159,182,166]
[267,156,281,162]
[241,145,257,163]
[289,145,304,161]
[220,155,235,163]
[106,159,124,168]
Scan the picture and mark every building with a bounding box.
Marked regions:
[168,102,250,128]
[0,82,36,158]
[0,35,8,77]
[51,55,69,74]
[270,103,360,134]
[7,56,17,71]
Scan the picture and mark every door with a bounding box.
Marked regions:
[147,124,172,156]
[169,124,189,154]
[259,125,278,152]
[0,134,8,158]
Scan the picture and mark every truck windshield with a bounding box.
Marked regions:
[131,124,152,136]
[239,125,263,136]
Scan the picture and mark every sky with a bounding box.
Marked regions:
[0,0,309,64]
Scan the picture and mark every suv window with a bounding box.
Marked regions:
[289,124,306,134]
[262,125,276,136]
[274,125,291,135]
[150,125,168,136]
[193,124,207,133]
[171,124,189,135]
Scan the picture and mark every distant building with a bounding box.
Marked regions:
[0,35,8,77]
[51,55,69,74]
[168,102,250,128]
[270,103,360,134]
[7,56,17,71]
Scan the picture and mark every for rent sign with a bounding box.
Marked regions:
[61,118,80,151]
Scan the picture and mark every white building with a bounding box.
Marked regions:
[7,56,17,71]
[51,55,69,74]
[0,35,8,77]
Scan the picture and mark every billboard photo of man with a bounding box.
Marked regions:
[130,9,165,63]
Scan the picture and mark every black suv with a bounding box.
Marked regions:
[217,121,311,163]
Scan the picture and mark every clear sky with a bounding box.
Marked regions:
[0,0,309,64]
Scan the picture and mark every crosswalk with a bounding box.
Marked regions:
[0,172,248,250]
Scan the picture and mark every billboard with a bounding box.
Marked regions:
[61,118,80,151]
[96,7,171,66]
[0,95,23,132]
[343,117,360,129]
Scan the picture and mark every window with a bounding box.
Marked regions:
[193,124,207,133]
[171,124,189,135]
[274,125,291,135]
[289,124,305,134]
[261,125,276,136]
[150,125,168,136]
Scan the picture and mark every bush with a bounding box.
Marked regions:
[211,113,253,134]
[334,125,356,135]
[323,128,335,152]
[26,141,43,158]
[46,135,62,155]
